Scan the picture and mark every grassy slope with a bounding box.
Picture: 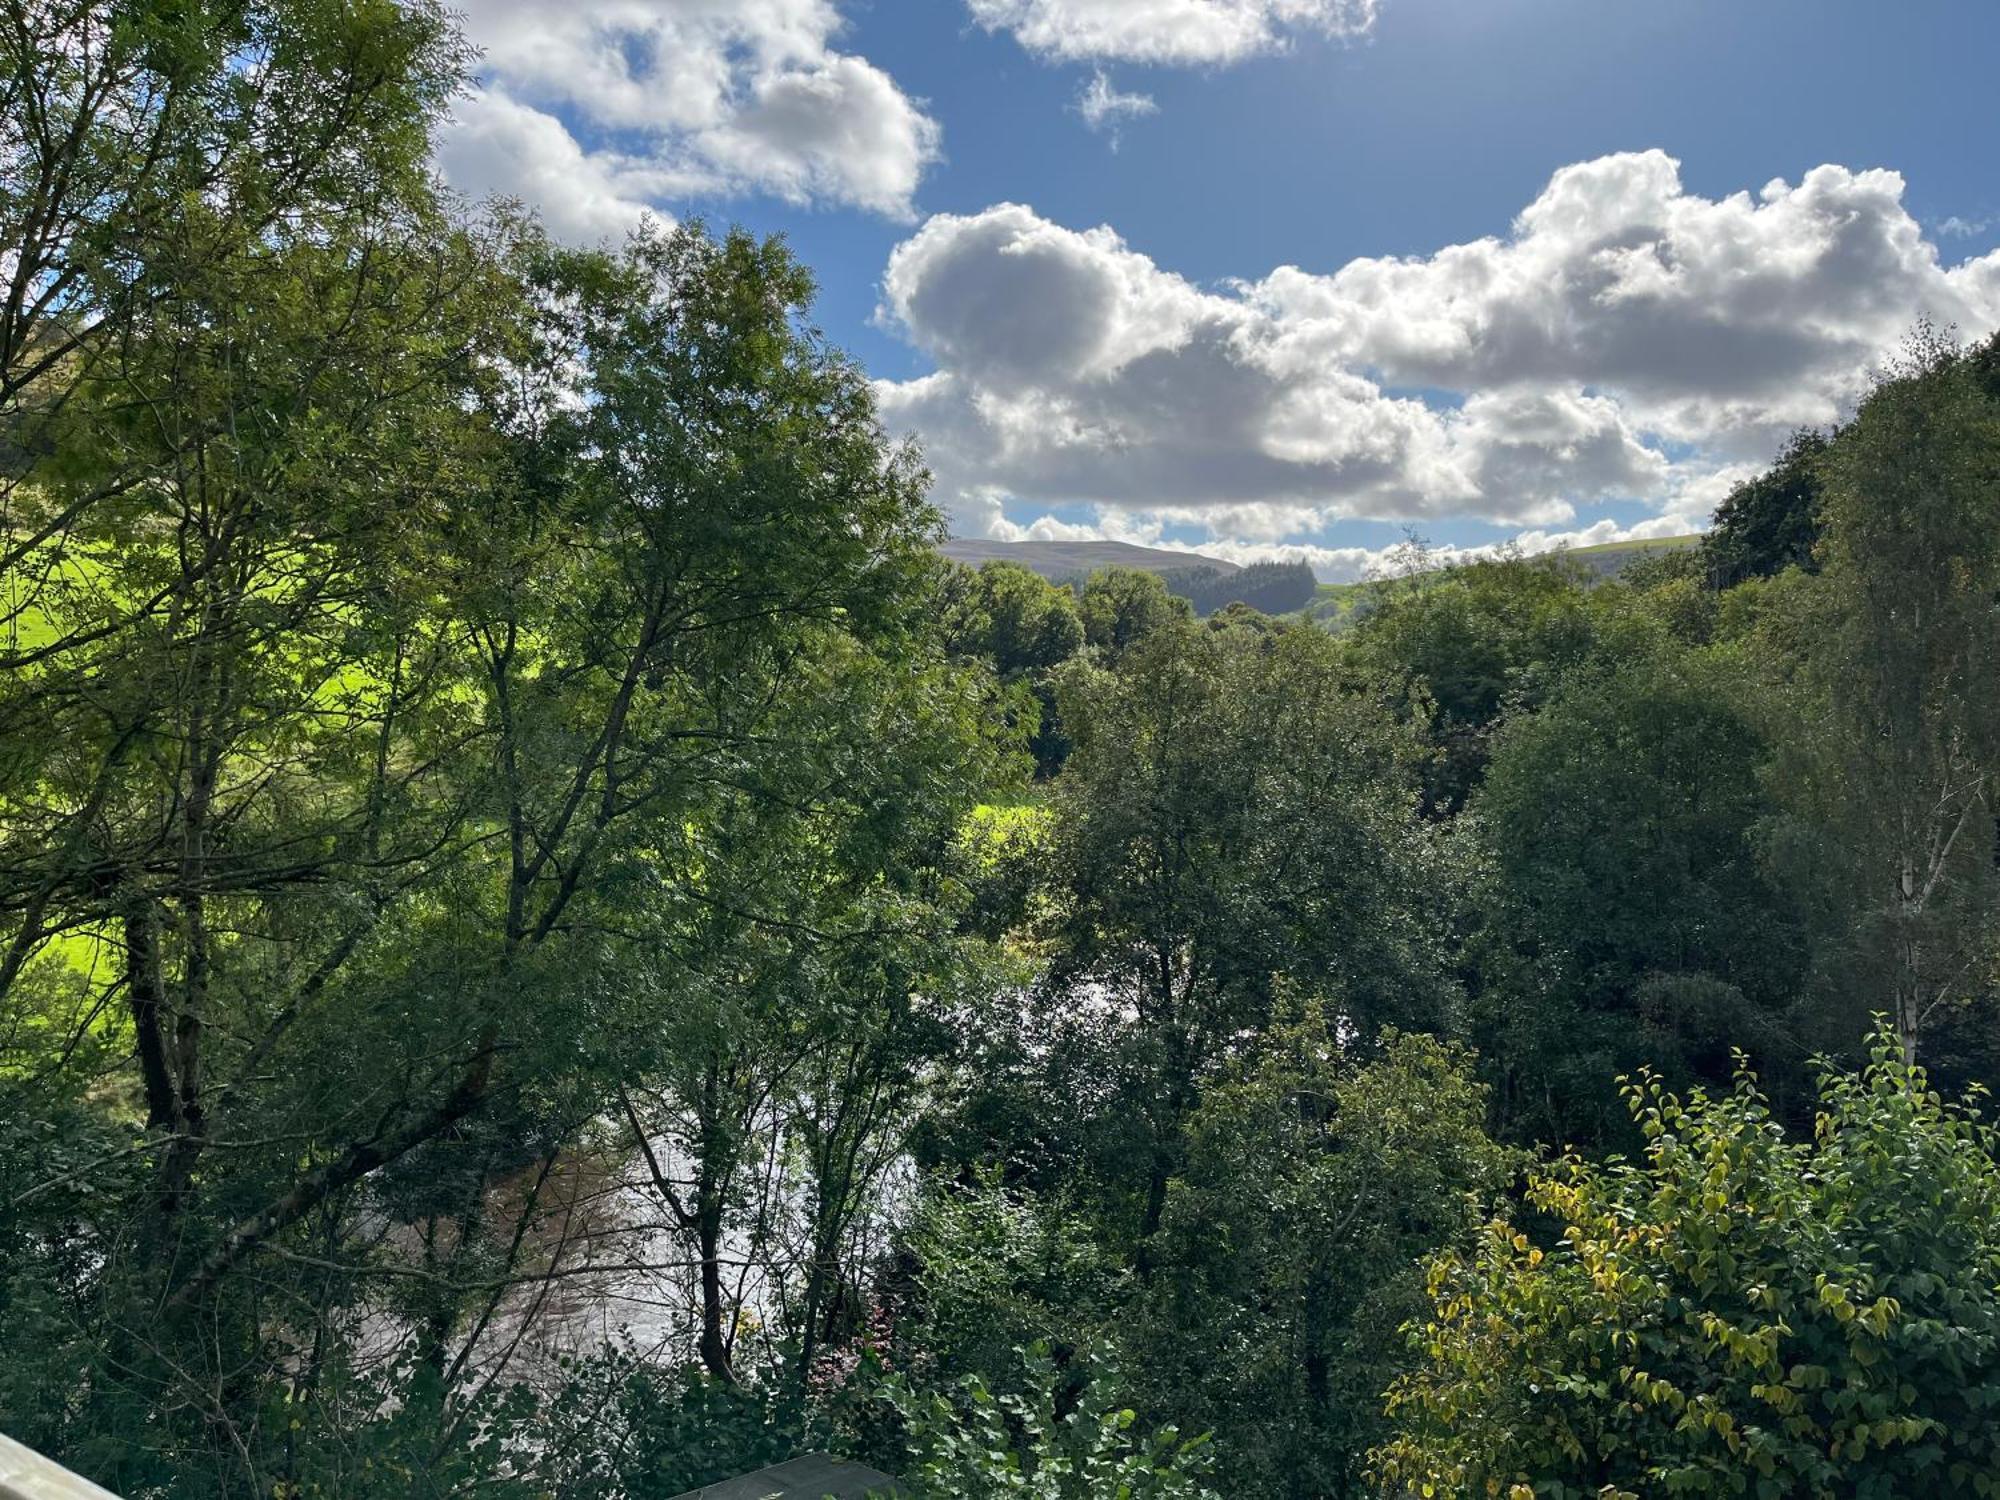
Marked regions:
[1564,535,1699,557]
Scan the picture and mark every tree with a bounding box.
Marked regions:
[533,1349,817,1500]
[1130,1017,1519,1498]
[1471,642,1806,1145]
[0,0,466,476]
[888,1171,1124,1394]
[614,639,1013,1384]
[939,561,1085,773]
[1156,560,1316,617]
[1376,1033,2000,1499]
[1347,556,1599,813]
[0,11,525,1481]
[1759,331,2000,1064]
[1032,620,1456,1243]
[0,202,989,1492]
[941,561,1086,681]
[1077,567,1190,658]
[1703,428,1832,587]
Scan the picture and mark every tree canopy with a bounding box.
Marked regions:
[7,5,2000,1496]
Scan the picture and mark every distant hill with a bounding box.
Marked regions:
[939,538,1240,580]
[941,534,1699,627]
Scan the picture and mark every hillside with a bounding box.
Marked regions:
[939,537,1240,580]
[1562,533,1702,578]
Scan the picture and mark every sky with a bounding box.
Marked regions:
[435,0,2000,579]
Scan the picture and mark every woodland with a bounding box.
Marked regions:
[5,4,2000,1497]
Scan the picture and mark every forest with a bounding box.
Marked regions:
[4,3,2000,1497]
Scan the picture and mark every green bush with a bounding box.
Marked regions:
[876,1345,1216,1499]
[1375,1030,2000,1498]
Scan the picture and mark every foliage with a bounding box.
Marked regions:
[1471,643,1805,1145]
[1376,1031,2000,1499]
[247,1355,546,1500]
[876,1344,1217,1500]
[1347,556,1600,812]
[1032,618,1457,1239]
[535,1350,817,1500]
[1077,567,1192,657]
[1129,1018,1521,1498]
[11,4,2000,1497]
[942,561,1088,680]
[0,5,1006,1477]
[888,1171,1125,1390]
[940,560,1086,773]
[1752,329,2000,1063]
[220,1346,817,1499]
[0,0,467,436]
[1703,429,1832,587]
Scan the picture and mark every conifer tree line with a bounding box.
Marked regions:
[4,4,2000,1496]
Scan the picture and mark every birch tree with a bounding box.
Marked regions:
[1773,330,2000,1063]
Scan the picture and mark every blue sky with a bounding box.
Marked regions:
[439,0,2000,577]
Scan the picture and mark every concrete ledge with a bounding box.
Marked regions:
[0,1434,120,1500]
[667,1452,900,1500]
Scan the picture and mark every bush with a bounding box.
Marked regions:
[876,1344,1216,1499]
[537,1351,814,1499]
[1374,1030,2000,1498]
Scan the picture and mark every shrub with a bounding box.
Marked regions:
[1375,1031,2000,1498]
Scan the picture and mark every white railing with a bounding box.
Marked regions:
[0,1434,119,1500]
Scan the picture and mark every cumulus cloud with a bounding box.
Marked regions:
[436,90,662,244]
[968,0,1380,64]
[1255,153,2000,446]
[440,0,939,236]
[1074,70,1157,146]
[875,153,2000,551]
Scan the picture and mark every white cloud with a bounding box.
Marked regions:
[437,90,662,244]
[439,0,939,237]
[1074,70,1157,146]
[1256,153,1999,446]
[968,0,1380,64]
[876,153,2000,549]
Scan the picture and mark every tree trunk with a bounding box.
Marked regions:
[124,892,176,1133]
[696,1202,734,1383]
[1895,854,1924,1066]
